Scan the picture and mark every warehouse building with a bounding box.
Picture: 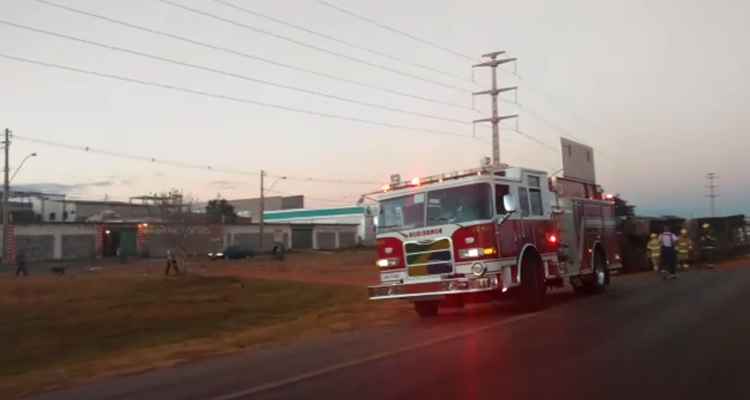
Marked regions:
[264,205,376,246]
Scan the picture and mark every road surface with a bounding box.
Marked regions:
[30,264,750,400]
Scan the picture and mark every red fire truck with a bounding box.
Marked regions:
[367,163,621,317]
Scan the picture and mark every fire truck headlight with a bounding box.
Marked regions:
[460,248,481,258]
[377,258,400,268]
[471,262,486,277]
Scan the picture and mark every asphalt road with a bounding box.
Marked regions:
[30,264,750,400]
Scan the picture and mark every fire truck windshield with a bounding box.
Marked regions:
[378,183,492,233]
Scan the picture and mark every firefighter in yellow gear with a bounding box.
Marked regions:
[646,233,661,271]
[676,229,693,270]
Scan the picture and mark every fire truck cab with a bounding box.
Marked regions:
[368,164,621,317]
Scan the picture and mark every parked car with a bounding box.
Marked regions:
[208,245,255,260]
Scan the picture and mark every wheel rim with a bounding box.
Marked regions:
[596,268,606,286]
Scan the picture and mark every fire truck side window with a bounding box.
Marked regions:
[495,184,510,214]
[529,188,544,216]
[518,187,531,217]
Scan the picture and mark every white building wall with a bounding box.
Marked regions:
[267,214,374,245]
[14,224,97,259]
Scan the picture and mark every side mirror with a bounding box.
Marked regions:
[503,194,517,213]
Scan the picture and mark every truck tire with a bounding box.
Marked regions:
[590,249,609,294]
[520,253,546,312]
[413,300,440,318]
[577,249,608,294]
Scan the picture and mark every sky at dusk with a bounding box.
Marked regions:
[1,0,748,217]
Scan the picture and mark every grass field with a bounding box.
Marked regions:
[0,256,408,398]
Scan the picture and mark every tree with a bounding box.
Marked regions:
[206,198,237,224]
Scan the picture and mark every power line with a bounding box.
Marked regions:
[0,20,469,125]
[315,0,476,61]
[13,134,256,176]
[33,0,474,112]
[265,173,382,186]
[210,0,470,82]
[3,52,557,167]
[12,134,384,186]
[0,53,474,138]
[506,129,559,153]
[308,0,616,156]
[155,0,473,93]
[312,0,619,160]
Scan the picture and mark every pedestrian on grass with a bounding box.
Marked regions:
[15,250,28,277]
[676,228,694,270]
[646,233,661,271]
[164,249,181,276]
[659,226,679,279]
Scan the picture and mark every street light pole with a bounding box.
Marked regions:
[259,170,265,252]
[259,172,286,253]
[2,128,10,262]
[10,152,37,183]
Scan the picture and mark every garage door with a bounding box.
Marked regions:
[62,234,96,260]
[292,228,313,250]
[338,231,357,248]
[316,232,336,250]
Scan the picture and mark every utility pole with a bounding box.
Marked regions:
[472,51,518,165]
[2,128,10,263]
[259,169,265,253]
[706,172,718,217]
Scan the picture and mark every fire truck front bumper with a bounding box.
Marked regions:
[368,275,502,301]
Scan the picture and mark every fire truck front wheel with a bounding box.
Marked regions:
[520,252,546,312]
[413,300,440,318]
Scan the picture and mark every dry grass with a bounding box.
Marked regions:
[200,248,380,286]
[0,254,407,399]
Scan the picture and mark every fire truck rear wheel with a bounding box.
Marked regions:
[520,253,546,312]
[413,300,440,318]
[590,249,609,294]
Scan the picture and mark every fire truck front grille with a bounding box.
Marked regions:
[405,238,453,277]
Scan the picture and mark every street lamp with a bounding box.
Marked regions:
[10,152,38,183]
[2,150,37,263]
[259,173,286,252]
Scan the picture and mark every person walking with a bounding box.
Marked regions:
[676,228,694,270]
[164,249,181,276]
[659,227,679,279]
[646,233,661,271]
[15,250,28,277]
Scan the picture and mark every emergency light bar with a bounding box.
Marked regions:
[376,164,511,194]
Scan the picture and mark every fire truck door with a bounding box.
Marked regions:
[517,187,533,244]
[495,184,520,258]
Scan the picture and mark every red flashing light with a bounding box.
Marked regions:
[410,177,420,186]
[548,234,558,244]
